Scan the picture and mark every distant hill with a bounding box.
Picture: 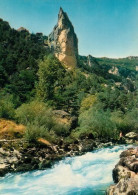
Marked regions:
[96,56,138,71]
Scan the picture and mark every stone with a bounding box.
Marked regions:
[0,136,116,177]
[53,109,76,130]
[107,148,138,195]
[107,177,138,195]
[48,7,78,68]
[125,139,134,144]
[53,110,70,118]
[125,132,138,140]
[0,164,7,169]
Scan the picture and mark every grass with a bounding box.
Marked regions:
[0,119,25,139]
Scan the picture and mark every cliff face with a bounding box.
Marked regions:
[48,8,78,68]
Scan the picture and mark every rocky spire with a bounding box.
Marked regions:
[48,8,78,68]
[58,7,65,18]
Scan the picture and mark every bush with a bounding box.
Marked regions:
[53,122,70,137]
[0,94,15,119]
[111,110,128,135]
[77,105,118,139]
[16,101,70,142]
[111,109,138,134]
[71,128,98,140]
[15,101,53,126]
[25,121,47,142]
[124,108,138,132]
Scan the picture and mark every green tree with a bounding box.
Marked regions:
[37,55,66,101]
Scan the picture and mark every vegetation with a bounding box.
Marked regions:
[96,56,138,71]
[0,93,15,119]
[78,106,117,139]
[16,101,70,142]
[0,18,137,143]
[0,18,48,105]
[0,119,25,139]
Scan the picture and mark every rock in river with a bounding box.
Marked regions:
[107,147,138,195]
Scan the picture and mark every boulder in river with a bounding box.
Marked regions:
[107,147,138,195]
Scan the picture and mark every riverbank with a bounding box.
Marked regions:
[0,137,113,177]
[107,147,138,195]
[0,132,137,177]
[0,145,135,195]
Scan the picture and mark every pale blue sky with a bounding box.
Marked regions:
[0,0,138,58]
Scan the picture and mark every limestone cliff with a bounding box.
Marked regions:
[108,66,119,76]
[48,8,78,68]
[79,55,100,67]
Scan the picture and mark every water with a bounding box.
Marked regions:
[0,145,133,195]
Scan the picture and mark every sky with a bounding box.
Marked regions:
[0,0,138,58]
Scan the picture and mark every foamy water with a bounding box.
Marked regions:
[0,145,132,195]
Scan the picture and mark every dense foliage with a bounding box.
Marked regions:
[0,18,48,105]
[16,101,70,142]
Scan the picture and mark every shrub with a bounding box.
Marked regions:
[71,128,98,140]
[77,105,118,139]
[15,101,53,126]
[111,109,138,134]
[111,110,128,134]
[16,101,70,142]
[53,122,70,137]
[0,94,15,119]
[25,121,47,142]
[124,108,138,132]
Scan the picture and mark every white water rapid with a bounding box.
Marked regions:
[0,145,133,195]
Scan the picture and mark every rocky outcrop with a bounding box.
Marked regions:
[107,147,138,195]
[117,132,138,145]
[48,7,78,68]
[108,66,119,76]
[0,139,63,177]
[79,55,100,68]
[86,55,99,67]
[125,132,138,144]
[53,110,78,129]
[0,137,115,177]
[0,147,23,177]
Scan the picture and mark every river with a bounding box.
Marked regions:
[0,144,133,195]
